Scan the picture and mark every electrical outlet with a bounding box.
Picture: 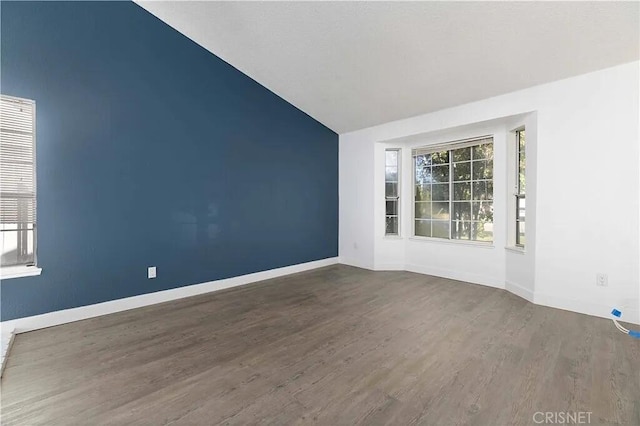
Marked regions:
[148,266,157,279]
[596,273,608,287]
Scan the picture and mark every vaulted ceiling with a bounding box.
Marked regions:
[137,1,639,133]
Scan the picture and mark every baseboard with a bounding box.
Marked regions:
[534,292,640,325]
[338,256,374,270]
[505,280,534,303]
[1,257,339,335]
[404,263,503,289]
[0,327,15,378]
[347,260,638,325]
[373,263,405,271]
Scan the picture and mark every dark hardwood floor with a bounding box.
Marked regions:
[1,265,639,425]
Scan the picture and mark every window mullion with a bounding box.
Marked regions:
[448,150,453,240]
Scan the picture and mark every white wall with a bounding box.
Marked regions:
[339,61,640,324]
[339,133,375,269]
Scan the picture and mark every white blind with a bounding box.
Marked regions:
[412,135,493,157]
[0,95,36,225]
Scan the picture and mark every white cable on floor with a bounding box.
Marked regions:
[611,308,640,339]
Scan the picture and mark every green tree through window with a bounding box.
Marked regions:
[413,138,493,242]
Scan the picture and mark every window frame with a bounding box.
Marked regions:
[384,148,401,236]
[515,129,526,248]
[0,94,41,279]
[411,136,494,245]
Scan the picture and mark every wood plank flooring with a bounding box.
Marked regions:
[1,265,639,425]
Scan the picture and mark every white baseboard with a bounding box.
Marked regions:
[338,256,374,270]
[505,280,534,303]
[1,257,339,335]
[373,263,405,271]
[340,258,640,326]
[534,292,640,325]
[1,326,15,378]
[3,255,635,345]
[404,263,503,289]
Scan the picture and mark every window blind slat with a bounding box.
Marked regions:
[0,99,34,134]
[0,198,36,223]
[0,95,36,225]
[2,132,34,146]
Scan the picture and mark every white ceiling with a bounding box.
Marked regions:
[137,1,639,133]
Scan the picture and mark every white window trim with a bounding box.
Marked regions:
[409,236,494,248]
[383,235,403,240]
[504,245,525,254]
[1,265,42,280]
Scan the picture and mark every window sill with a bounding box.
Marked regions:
[383,235,403,240]
[505,246,526,255]
[1,265,42,280]
[408,236,494,249]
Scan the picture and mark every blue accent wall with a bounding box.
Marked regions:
[0,2,338,321]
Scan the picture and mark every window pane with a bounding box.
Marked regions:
[432,221,450,239]
[472,202,493,222]
[415,184,431,201]
[386,201,398,215]
[385,183,398,198]
[472,181,493,200]
[452,201,471,221]
[415,165,432,185]
[431,151,449,164]
[518,133,526,194]
[454,182,471,200]
[385,150,398,165]
[431,202,449,220]
[517,197,526,221]
[431,165,449,183]
[415,202,431,219]
[452,147,471,162]
[415,219,431,237]
[472,222,493,242]
[385,166,397,182]
[452,221,471,240]
[472,181,484,200]
[517,221,526,246]
[432,183,449,201]
[453,162,471,181]
[472,160,493,180]
[472,143,493,160]
[386,216,398,235]
[415,154,431,167]
[1,228,35,266]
